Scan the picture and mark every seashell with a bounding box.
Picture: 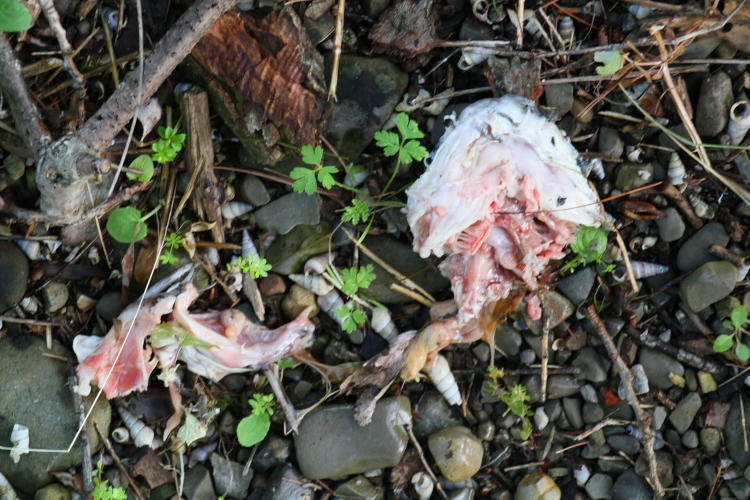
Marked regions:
[289,274,333,295]
[573,465,590,487]
[411,472,434,500]
[641,235,658,250]
[667,152,686,187]
[15,239,39,260]
[612,261,669,282]
[396,89,431,113]
[241,230,259,260]
[88,246,100,265]
[318,289,345,324]
[581,158,605,180]
[77,294,96,312]
[19,296,38,314]
[9,424,29,464]
[111,427,130,444]
[223,182,235,202]
[101,6,122,30]
[625,146,643,162]
[458,49,490,71]
[687,192,714,219]
[206,246,220,266]
[628,236,643,253]
[728,101,750,146]
[424,89,453,116]
[221,201,253,221]
[370,307,398,341]
[117,405,154,448]
[471,0,490,23]
[558,16,574,42]
[304,252,335,275]
[424,354,461,405]
[534,406,549,431]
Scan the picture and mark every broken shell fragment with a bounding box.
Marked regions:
[458,49,490,71]
[667,152,686,188]
[727,101,750,145]
[412,472,434,500]
[9,424,29,464]
[304,252,335,275]
[221,201,253,220]
[688,192,715,219]
[111,427,130,444]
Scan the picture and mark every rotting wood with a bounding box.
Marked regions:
[179,88,225,244]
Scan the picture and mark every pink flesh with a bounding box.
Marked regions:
[75,295,176,399]
[409,138,580,324]
[168,284,315,379]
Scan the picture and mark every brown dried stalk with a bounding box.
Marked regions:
[583,305,664,498]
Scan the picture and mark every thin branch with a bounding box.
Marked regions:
[0,33,51,155]
[75,0,239,152]
[583,305,664,498]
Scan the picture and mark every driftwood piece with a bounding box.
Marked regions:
[179,88,225,243]
[190,8,326,164]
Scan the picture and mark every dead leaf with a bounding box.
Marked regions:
[340,331,415,393]
[136,98,163,142]
[390,449,422,495]
[370,0,438,56]
[132,449,173,488]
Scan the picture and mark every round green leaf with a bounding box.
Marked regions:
[713,334,733,353]
[0,0,32,32]
[236,413,270,447]
[732,306,748,329]
[106,207,147,243]
[737,343,750,361]
[126,154,154,182]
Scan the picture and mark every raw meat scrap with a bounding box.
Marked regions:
[406,95,604,324]
[74,295,176,399]
[155,283,315,381]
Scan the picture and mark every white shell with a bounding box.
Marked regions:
[424,354,461,405]
[317,290,345,325]
[111,427,130,444]
[304,252,335,275]
[241,230,259,260]
[370,307,398,341]
[19,297,38,314]
[88,246,100,265]
[558,16,574,41]
[289,274,333,296]
[688,192,714,219]
[117,405,155,448]
[471,0,490,23]
[728,101,750,145]
[641,235,658,250]
[206,246,220,266]
[221,201,253,220]
[613,261,669,282]
[534,406,549,431]
[411,472,434,500]
[396,89,431,113]
[9,424,29,464]
[15,239,40,260]
[667,152,686,187]
[458,49,490,71]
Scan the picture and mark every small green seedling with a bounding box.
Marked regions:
[236,393,274,447]
[227,255,272,279]
[560,225,611,274]
[290,144,339,195]
[374,112,429,195]
[594,50,622,76]
[339,263,376,297]
[159,231,183,265]
[0,0,31,32]
[335,302,367,334]
[484,367,533,440]
[714,305,750,361]
[341,199,370,225]
[92,457,127,500]
[126,154,154,182]
[105,205,160,244]
[151,125,186,164]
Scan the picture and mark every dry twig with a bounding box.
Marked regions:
[583,305,664,498]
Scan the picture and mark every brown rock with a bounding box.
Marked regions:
[260,273,286,296]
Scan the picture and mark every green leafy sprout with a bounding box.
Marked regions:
[484,367,533,440]
[714,305,750,361]
[159,231,183,265]
[560,225,612,274]
[326,264,376,334]
[227,255,272,279]
[92,457,127,500]
[374,112,429,195]
[151,125,186,164]
[0,0,31,32]
[594,50,622,76]
[236,393,274,447]
[290,144,339,195]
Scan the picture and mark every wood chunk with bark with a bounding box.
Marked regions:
[190,8,326,164]
[369,0,438,57]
